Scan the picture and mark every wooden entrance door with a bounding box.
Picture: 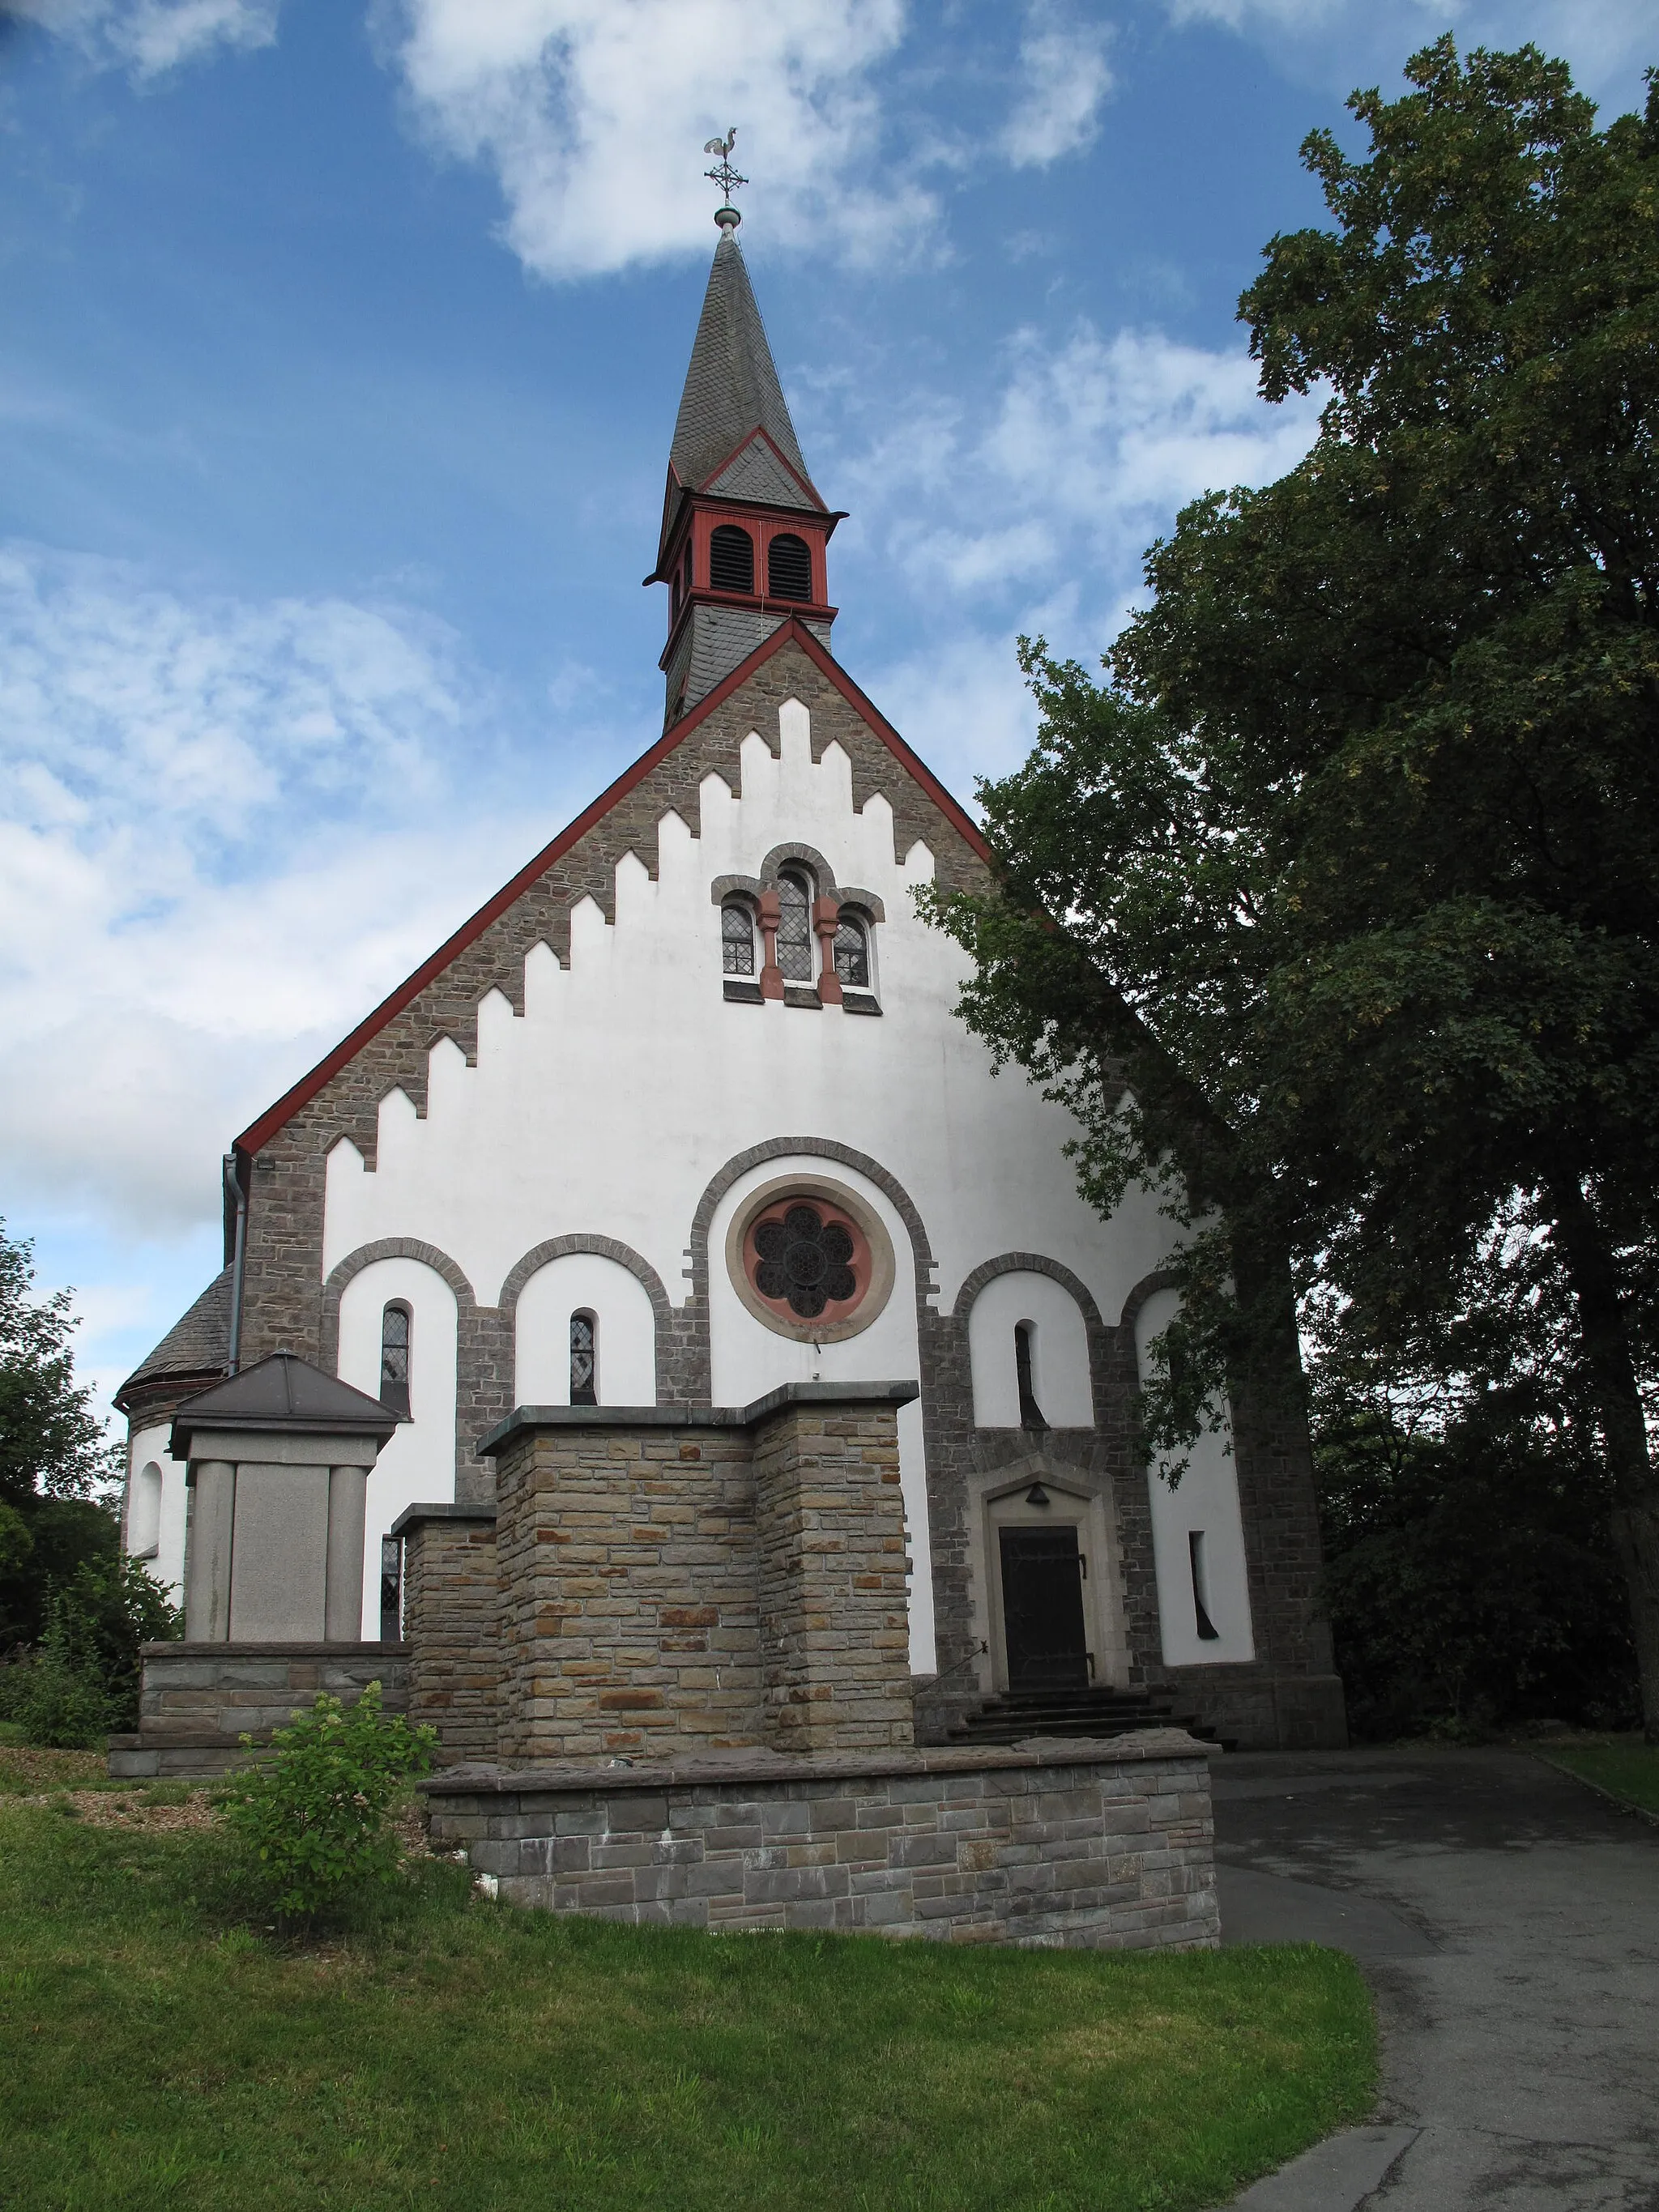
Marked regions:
[999,1525,1089,1690]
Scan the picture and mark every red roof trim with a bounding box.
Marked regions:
[235,618,992,1157]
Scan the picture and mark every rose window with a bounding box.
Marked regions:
[752,1204,859,1320]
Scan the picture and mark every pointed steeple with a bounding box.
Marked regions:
[649,219,843,727]
[670,233,814,500]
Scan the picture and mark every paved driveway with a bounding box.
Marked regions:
[1211,1746,1659,2210]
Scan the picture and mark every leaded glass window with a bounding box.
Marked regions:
[380,1303,411,1419]
[570,1311,597,1405]
[722,899,755,975]
[778,869,814,982]
[834,914,869,989]
[753,1204,858,1320]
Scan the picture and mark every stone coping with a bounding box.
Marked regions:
[139,1640,410,1658]
[479,1379,920,1457]
[389,1500,498,1536]
[420,1728,1210,1799]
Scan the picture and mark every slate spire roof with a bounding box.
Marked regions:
[665,232,824,530]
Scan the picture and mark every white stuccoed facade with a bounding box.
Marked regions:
[311,695,1232,1657]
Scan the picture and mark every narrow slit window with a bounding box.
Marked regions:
[682,541,693,595]
[777,869,814,982]
[379,1302,411,1419]
[767,531,812,601]
[834,913,870,990]
[1015,1320,1046,1430]
[709,524,754,593]
[722,898,756,975]
[570,1311,598,1405]
[1188,1529,1220,1641]
[379,1535,402,1642]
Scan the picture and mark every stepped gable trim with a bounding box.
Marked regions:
[234,619,994,1159]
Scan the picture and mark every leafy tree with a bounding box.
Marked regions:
[928,43,1659,1737]
[0,1220,121,1507]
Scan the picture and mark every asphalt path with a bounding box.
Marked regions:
[1211,1745,1659,2210]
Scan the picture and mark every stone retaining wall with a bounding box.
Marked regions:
[109,1642,408,1778]
[423,1731,1217,1950]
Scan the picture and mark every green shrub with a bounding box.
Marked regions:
[218,1685,437,1922]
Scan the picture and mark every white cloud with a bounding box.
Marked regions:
[1000,2,1114,168]
[15,0,280,75]
[830,325,1320,658]
[0,546,553,1233]
[382,0,936,279]
[1165,0,1657,101]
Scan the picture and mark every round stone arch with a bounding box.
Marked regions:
[321,1237,497,1494]
[950,1251,1113,1432]
[497,1234,674,1407]
[684,1137,939,1399]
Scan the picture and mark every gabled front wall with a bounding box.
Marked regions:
[217,639,1334,1741]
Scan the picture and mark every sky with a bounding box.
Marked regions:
[2,0,1654,1430]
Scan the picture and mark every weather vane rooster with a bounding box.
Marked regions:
[703,127,748,231]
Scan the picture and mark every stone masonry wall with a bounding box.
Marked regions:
[110,1643,409,1779]
[493,1417,763,1762]
[424,1736,1218,1950]
[487,1391,916,1764]
[396,1506,501,1766]
[752,1399,913,1752]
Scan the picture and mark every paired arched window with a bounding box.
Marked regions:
[777,867,815,982]
[722,897,757,976]
[570,1311,598,1405]
[834,912,870,990]
[710,524,754,593]
[767,532,812,601]
[379,1302,412,1419]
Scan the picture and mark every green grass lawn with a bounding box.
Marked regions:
[0,1792,1375,2212]
[1545,1737,1659,1818]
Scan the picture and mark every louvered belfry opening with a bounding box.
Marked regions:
[767,531,812,601]
[710,523,755,593]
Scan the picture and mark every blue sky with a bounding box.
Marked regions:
[2,0,1653,1425]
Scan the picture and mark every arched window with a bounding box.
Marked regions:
[722,898,756,976]
[380,1302,412,1418]
[709,524,754,593]
[767,531,812,601]
[129,1462,163,1558]
[833,911,870,990]
[570,1311,598,1405]
[682,540,693,596]
[1014,1320,1046,1430]
[777,867,815,982]
[671,571,682,620]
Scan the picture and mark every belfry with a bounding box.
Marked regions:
[112,188,1345,1944]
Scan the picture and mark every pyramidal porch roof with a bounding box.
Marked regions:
[172,1351,398,1449]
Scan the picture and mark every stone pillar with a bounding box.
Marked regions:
[753,1396,915,1753]
[185,1461,236,1642]
[325,1464,369,1640]
[812,896,843,1004]
[395,1506,501,1764]
[757,886,783,1000]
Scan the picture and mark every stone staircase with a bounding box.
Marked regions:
[945,1684,1227,1750]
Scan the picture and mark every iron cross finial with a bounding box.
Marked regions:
[703,128,748,231]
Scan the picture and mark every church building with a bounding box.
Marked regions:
[114,205,1345,1760]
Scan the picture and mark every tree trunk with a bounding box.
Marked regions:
[1546,1170,1659,1744]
